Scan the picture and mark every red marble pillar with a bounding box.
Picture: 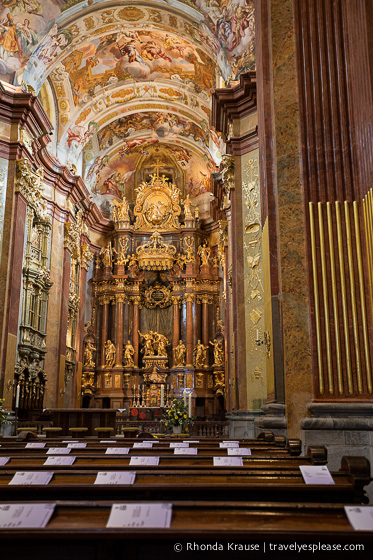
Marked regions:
[100,296,110,367]
[172,296,181,366]
[132,296,141,367]
[201,296,210,366]
[115,294,125,367]
[185,294,195,366]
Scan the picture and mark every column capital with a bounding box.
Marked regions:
[184,293,195,304]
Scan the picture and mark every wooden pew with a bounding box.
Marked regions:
[0,499,371,560]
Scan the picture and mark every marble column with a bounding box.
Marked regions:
[185,294,194,366]
[100,296,110,367]
[115,294,125,367]
[201,296,210,366]
[172,296,181,366]
[132,296,141,367]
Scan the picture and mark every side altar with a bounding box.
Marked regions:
[82,163,225,418]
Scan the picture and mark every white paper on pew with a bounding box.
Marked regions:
[105,447,130,455]
[0,503,55,528]
[169,442,189,448]
[94,471,136,485]
[46,447,71,455]
[213,457,243,467]
[219,442,239,448]
[183,440,199,443]
[67,442,87,448]
[62,440,79,443]
[100,440,116,443]
[299,465,335,485]
[0,457,10,466]
[227,447,251,456]
[174,447,198,455]
[129,456,160,466]
[44,456,76,466]
[344,506,373,531]
[133,442,153,448]
[9,472,54,485]
[223,440,239,443]
[25,442,46,449]
[107,503,172,528]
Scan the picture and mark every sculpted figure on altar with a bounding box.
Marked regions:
[193,340,209,367]
[104,340,116,368]
[112,196,130,222]
[174,340,186,366]
[123,340,135,367]
[155,333,169,357]
[182,194,195,219]
[197,242,210,266]
[139,331,155,356]
[100,242,113,267]
[209,339,224,367]
[84,340,96,368]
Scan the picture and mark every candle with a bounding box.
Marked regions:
[15,384,20,409]
[188,393,192,417]
[160,384,164,407]
[183,389,186,404]
[256,329,259,340]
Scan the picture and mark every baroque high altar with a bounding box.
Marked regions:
[82,167,225,416]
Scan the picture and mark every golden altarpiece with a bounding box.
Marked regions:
[82,163,225,418]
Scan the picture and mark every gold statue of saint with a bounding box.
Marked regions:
[123,340,135,367]
[104,340,116,368]
[193,339,209,367]
[209,339,224,367]
[84,340,96,367]
[182,194,195,219]
[139,331,155,356]
[112,196,130,221]
[155,333,169,357]
[197,242,210,266]
[174,340,186,366]
[100,242,113,267]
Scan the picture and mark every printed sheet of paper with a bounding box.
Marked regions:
[223,440,239,444]
[213,456,243,467]
[44,456,76,466]
[107,503,172,528]
[129,456,160,466]
[133,442,153,449]
[9,472,54,485]
[94,472,136,485]
[62,440,78,443]
[0,457,10,466]
[46,447,71,455]
[299,465,335,485]
[174,447,198,455]
[105,447,130,455]
[100,440,116,443]
[0,503,55,528]
[344,506,373,531]
[25,443,46,449]
[183,440,199,443]
[219,442,239,448]
[227,447,251,456]
[169,442,189,448]
[67,443,87,448]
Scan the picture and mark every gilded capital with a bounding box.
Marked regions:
[81,245,94,270]
[98,295,111,305]
[184,293,195,304]
[116,294,127,304]
[132,295,142,305]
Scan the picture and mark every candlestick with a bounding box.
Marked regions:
[188,393,192,417]
[160,384,164,407]
[15,384,20,409]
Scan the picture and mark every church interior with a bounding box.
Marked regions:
[0,0,373,556]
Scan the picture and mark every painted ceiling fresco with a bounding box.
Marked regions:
[0,0,255,219]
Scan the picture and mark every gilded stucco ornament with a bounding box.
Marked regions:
[16,159,48,221]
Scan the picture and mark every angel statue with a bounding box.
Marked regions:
[123,340,135,367]
[209,339,224,367]
[193,340,209,367]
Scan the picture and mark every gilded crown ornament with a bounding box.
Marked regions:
[136,231,177,271]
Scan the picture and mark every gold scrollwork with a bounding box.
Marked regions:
[144,282,172,308]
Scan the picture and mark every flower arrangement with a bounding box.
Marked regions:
[163,399,190,432]
[0,398,9,426]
